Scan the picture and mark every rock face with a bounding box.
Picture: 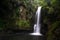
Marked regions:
[19,5,27,20]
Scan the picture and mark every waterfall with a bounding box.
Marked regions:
[30,6,42,36]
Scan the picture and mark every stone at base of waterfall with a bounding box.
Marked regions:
[29,33,42,36]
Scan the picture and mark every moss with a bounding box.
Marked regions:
[16,19,30,29]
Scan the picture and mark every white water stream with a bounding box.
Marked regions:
[30,6,42,36]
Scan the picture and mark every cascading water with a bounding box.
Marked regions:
[30,6,42,36]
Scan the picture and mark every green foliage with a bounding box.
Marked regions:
[0,0,19,29]
[47,21,60,40]
[17,20,30,29]
[45,0,60,40]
